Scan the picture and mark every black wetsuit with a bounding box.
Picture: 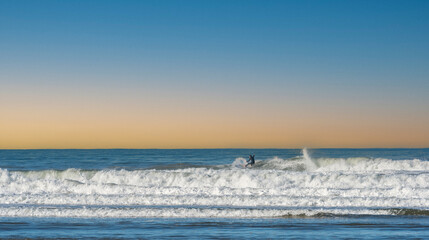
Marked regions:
[246,155,255,167]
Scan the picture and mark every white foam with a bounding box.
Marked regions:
[231,157,247,168]
[1,155,429,218]
[0,206,399,218]
[303,148,318,170]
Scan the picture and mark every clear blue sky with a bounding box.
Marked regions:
[1,0,428,148]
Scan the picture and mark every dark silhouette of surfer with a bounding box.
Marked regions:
[246,155,255,167]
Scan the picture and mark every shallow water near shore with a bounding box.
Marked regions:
[1,148,429,238]
[1,216,429,239]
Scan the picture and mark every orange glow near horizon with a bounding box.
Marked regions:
[2,91,428,149]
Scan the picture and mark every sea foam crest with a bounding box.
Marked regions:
[1,152,429,218]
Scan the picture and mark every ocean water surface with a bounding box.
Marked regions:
[1,148,429,239]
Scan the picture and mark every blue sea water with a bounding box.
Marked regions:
[1,148,429,239]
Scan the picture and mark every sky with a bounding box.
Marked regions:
[1,0,428,149]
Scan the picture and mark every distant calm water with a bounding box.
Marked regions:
[1,148,429,239]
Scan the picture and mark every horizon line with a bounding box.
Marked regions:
[1,147,428,150]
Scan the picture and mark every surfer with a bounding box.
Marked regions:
[246,155,255,167]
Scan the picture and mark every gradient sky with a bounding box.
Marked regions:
[1,0,428,149]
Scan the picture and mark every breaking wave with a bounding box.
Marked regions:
[1,149,429,218]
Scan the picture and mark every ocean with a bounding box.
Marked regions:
[1,148,429,239]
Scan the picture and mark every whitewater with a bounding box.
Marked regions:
[1,149,429,219]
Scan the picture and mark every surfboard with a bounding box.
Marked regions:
[242,163,254,168]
